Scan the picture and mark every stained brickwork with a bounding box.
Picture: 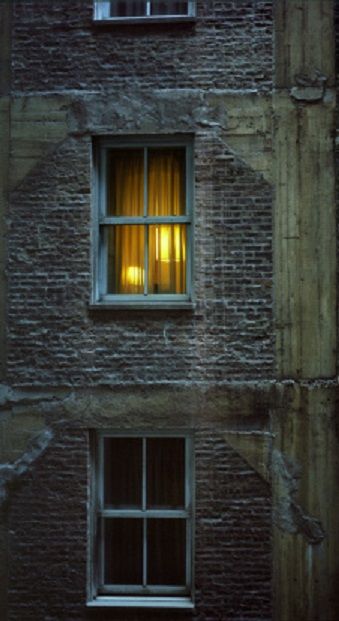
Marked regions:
[11,1,272,94]
[8,428,271,621]
[8,130,273,387]
[4,1,274,620]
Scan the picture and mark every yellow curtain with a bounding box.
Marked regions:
[148,149,186,294]
[107,148,186,295]
[108,149,143,216]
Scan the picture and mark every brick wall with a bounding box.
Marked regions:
[8,427,271,621]
[5,1,274,619]
[7,128,273,387]
[7,0,274,388]
[11,1,272,94]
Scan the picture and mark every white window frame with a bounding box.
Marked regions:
[88,431,194,609]
[94,1,196,21]
[92,136,194,309]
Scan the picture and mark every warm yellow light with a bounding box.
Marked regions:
[160,227,170,262]
[155,226,184,263]
[124,265,144,287]
[174,226,185,262]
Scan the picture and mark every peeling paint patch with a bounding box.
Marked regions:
[0,428,53,506]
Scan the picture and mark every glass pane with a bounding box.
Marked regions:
[107,225,145,294]
[109,1,146,17]
[148,519,186,585]
[147,438,185,509]
[104,438,142,508]
[148,224,186,294]
[151,1,188,15]
[107,148,144,216]
[148,148,185,216]
[104,518,143,584]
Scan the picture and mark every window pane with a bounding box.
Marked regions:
[151,1,188,15]
[109,1,146,17]
[148,224,186,294]
[148,148,185,216]
[104,438,142,508]
[147,438,185,509]
[107,148,144,216]
[107,225,145,294]
[104,518,143,584]
[148,519,186,585]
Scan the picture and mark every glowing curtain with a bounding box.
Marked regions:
[107,148,186,295]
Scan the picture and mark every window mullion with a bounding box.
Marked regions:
[146,1,151,17]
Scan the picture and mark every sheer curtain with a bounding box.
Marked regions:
[107,148,186,295]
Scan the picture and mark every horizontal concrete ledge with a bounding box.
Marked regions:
[92,16,196,26]
[87,596,194,608]
[88,302,194,311]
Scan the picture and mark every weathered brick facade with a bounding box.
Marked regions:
[5,1,337,620]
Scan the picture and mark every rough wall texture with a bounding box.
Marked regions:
[8,127,273,387]
[11,0,272,94]
[6,2,274,388]
[7,420,271,621]
[2,1,274,620]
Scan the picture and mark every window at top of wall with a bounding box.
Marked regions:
[92,137,193,309]
[94,1,196,21]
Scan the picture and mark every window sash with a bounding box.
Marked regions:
[96,140,193,301]
[96,434,193,596]
[94,1,196,19]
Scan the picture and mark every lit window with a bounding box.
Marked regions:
[89,434,194,608]
[93,138,193,307]
[94,1,196,20]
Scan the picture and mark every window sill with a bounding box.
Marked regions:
[89,301,194,311]
[93,16,196,25]
[87,596,194,609]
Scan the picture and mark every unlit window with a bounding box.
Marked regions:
[90,434,194,607]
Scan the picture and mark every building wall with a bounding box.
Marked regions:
[8,0,274,388]
[11,0,272,93]
[2,2,275,620]
[8,422,271,621]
